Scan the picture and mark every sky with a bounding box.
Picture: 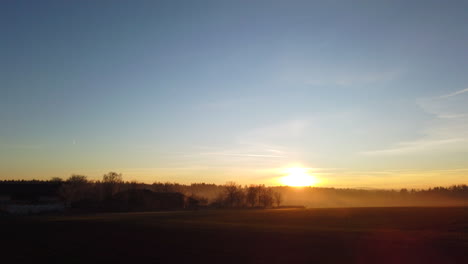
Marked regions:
[1,0,468,188]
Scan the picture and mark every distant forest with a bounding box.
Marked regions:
[2,172,468,208]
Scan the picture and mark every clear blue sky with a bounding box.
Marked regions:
[1,0,468,187]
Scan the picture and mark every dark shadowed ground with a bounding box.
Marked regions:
[1,207,468,264]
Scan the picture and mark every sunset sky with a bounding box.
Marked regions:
[1,1,468,188]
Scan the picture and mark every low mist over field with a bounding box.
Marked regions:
[2,175,468,211]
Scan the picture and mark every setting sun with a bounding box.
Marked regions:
[279,167,318,187]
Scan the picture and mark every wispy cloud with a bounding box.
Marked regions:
[331,70,402,86]
[197,97,259,110]
[281,67,403,87]
[361,138,466,156]
[241,119,309,141]
[321,168,468,188]
[163,142,293,171]
[439,87,468,98]
[436,114,468,119]
[362,87,468,156]
[198,152,285,158]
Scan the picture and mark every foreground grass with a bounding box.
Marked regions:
[2,207,468,263]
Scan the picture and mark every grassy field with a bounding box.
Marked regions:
[2,207,468,263]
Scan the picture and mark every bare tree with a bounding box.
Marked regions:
[103,171,122,183]
[273,191,283,207]
[50,177,64,183]
[60,174,89,205]
[102,172,123,199]
[246,185,260,207]
[224,182,244,207]
[67,174,88,184]
[258,185,273,208]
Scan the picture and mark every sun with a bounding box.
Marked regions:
[279,167,318,187]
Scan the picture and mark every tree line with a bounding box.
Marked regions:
[1,173,468,208]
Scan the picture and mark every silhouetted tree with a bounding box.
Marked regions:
[273,191,283,207]
[67,174,88,184]
[60,174,89,205]
[258,185,273,208]
[50,177,64,183]
[5,177,468,210]
[102,172,123,199]
[246,185,260,207]
[224,182,244,207]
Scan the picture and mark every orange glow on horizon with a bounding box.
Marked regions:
[278,167,319,187]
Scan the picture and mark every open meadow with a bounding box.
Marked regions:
[2,207,468,264]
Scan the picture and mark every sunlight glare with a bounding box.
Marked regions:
[279,167,318,187]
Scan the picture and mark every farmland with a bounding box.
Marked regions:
[2,207,468,263]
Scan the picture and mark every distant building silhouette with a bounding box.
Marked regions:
[0,182,65,215]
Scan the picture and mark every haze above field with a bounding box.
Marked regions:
[1,1,468,188]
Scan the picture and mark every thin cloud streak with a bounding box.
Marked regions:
[364,87,468,156]
[361,138,466,156]
[440,88,468,98]
[199,153,285,158]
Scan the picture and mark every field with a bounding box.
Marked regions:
[2,207,468,264]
